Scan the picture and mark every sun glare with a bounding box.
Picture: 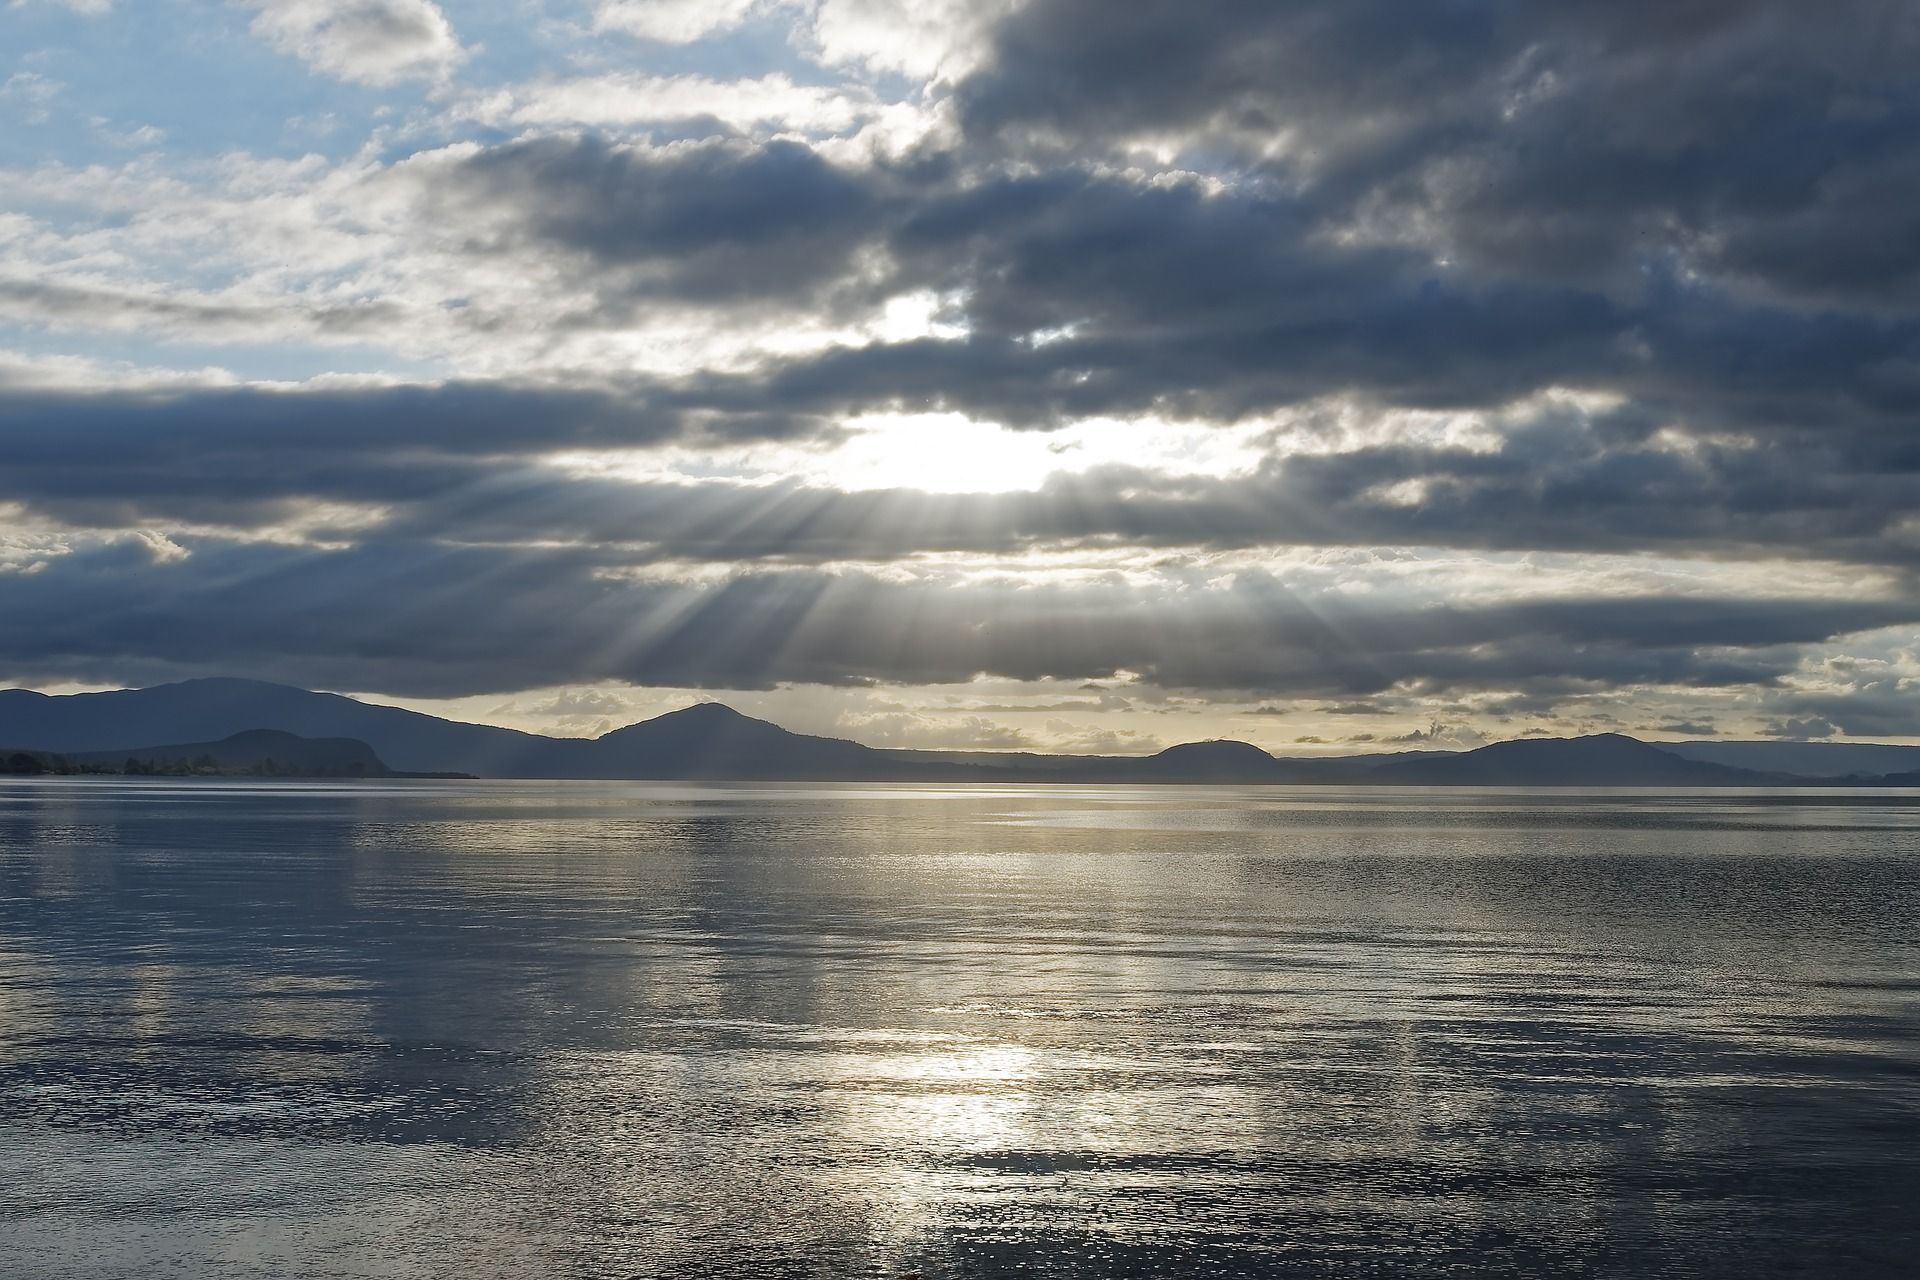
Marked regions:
[809,413,1273,494]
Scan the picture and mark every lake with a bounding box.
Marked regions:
[1,780,1917,1277]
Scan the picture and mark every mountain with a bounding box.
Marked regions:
[583,701,911,780]
[1136,739,1286,782]
[71,729,392,776]
[0,678,565,776]
[0,677,1854,786]
[1367,733,1779,787]
[0,678,940,781]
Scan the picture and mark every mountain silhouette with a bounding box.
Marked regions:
[1138,739,1285,782]
[0,677,1848,786]
[1367,733,1778,787]
[588,701,904,779]
[0,678,563,776]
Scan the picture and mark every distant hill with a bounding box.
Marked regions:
[585,701,913,780]
[1366,733,1782,787]
[0,677,1891,786]
[0,678,566,776]
[2,729,419,778]
[1134,739,1286,782]
[2,748,76,776]
[69,729,393,777]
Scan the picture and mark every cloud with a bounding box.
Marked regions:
[1759,676,1920,740]
[4,376,1919,583]
[520,688,636,717]
[593,0,760,44]
[0,379,742,528]
[16,98,1920,445]
[422,135,890,307]
[0,276,403,341]
[1040,720,1163,755]
[837,711,1032,750]
[1384,721,1488,750]
[591,0,1005,80]
[956,0,1920,307]
[0,532,1911,701]
[1653,721,1718,737]
[1,72,62,123]
[801,0,1011,79]
[246,0,463,86]
[10,0,111,13]
[314,422,1920,570]
[1761,716,1839,740]
[457,73,877,136]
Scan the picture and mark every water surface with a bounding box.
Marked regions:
[2,780,1917,1277]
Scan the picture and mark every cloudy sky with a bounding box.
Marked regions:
[1,0,1916,752]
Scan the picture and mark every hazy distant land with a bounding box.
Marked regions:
[4,678,1917,787]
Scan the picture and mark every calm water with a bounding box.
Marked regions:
[1,780,1917,1278]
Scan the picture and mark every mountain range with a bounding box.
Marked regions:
[4,677,1919,787]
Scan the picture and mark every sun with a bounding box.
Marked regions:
[825,413,1070,494]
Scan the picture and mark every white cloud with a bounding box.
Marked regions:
[245,0,463,87]
[593,0,760,44]
[1,72,62,123]
[802,0,1012,80]
[9,0,113,14]
[591,0,1008,83]
[460,72,874,135]
[836,710,1035,750]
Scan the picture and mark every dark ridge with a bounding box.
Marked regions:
[1367,733,1786,787]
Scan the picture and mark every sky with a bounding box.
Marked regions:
[1,0,1917,753]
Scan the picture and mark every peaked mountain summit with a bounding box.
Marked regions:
[1140,739,1283,782]
[589,700,903,779]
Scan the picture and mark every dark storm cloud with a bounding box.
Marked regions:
[6,384,1918,571]
[1761,716,1838,740]
[859,153,1920,437]
[0,535,1908,699]
[69,20,1899,497]
[0,379,827,527]
[877,171,1628,422]
[410,141,1920,439]
[1762,685,1920,740]
[958,0,1920,305]
[324,410,1920,569]
[430,135,891,306]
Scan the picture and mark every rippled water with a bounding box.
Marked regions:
[2,780,1917,1278]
